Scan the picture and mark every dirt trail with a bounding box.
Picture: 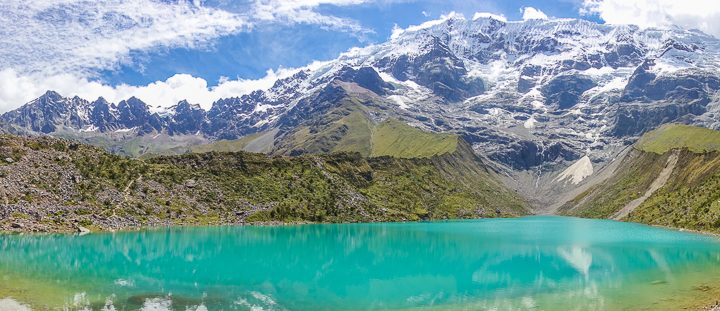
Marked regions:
[611,151,679,220]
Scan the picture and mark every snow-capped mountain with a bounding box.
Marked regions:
[1,90,208,136]
[3,15,720,198]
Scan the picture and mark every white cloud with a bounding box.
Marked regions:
[522,7,548,21]
[391,11,466,39]
[250,0,373,34]
[0,0,248,77]
[472,12,507,22]
[0,0,377,78]
[0,67,307,112]
[0,0,385,113]
[581,0,720,37]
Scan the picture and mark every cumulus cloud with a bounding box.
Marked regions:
[581,0,720,37]
[522,7,548,20]
[0,67,312,112]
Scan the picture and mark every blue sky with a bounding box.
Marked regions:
[0,0,716,112]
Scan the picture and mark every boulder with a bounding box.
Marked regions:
[77,226,91,235]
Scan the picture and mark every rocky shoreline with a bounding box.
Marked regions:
[0,202,248,234]
[705,301,720,311]
[0,213,314,234]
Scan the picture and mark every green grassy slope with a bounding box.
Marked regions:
[162,112,458,160]
[271,99,459,159]
[636,124,720,154]
[274,103,377,157]
[561,124,720,232]
[0,134,528,232]
[626,151,720,231]
[558,150,669,218]
[370,119,457,158]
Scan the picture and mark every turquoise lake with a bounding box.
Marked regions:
[2,216,720,310]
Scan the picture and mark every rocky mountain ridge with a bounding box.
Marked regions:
[3,16,720,208]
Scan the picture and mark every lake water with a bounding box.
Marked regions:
[1,216,720,310]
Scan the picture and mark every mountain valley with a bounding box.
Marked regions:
[2,16,720,230]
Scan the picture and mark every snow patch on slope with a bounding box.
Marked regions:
[555,156,594,185]
[388,95,410,109]
[114,127,137,133]
[524,116,537,129]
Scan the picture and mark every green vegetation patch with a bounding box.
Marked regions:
[330,111,374,156]
[636,124,720,154]
[626,151,720,232]
[370,120,458,158]
[561,132,720,233]
[266,91,458,159]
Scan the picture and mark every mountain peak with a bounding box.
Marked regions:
[93,97,109,105]
[171,100,204,114]
[40,90,62,100]
[1,18,720,181]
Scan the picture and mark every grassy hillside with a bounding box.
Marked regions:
[271,98,459,159]
[626,151,720,231]
[0,134,528,232]
[371,119,457,158]
[558,150,669,218]
[159,112,458,160]
[636,124,720,154]
[274,102,377,157]
[561,124,720,232]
